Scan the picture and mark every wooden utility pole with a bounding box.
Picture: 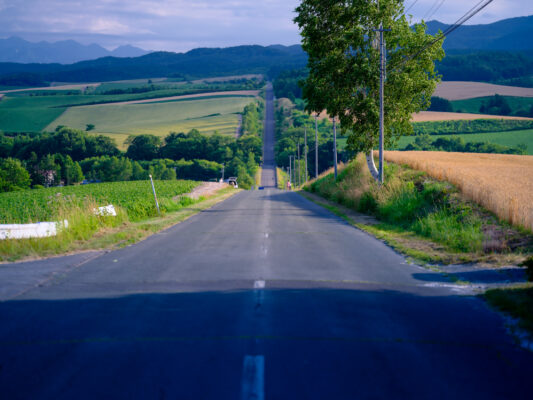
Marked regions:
[314,115,318,178]
[304,128,308,183]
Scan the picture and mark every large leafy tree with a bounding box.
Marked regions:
[295,0,444,164]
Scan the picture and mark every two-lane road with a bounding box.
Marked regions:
[0,189,532,399]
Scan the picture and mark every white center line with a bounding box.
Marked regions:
[253,280,266,289]
[241,355,265,400]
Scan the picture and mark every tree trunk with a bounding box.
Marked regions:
[366,150,379,181]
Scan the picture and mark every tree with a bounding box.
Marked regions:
[295,0,444,179]
[86,124,95,131]
[126,134,161,160]
[0,158,31,192]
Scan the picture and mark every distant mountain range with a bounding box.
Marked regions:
[0,37,149,64]
[0,45,307,83]
[425,15,533,51]
[0,16,530,85]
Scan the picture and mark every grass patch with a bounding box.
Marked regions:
[395,129,533,155]
[303,154,532,264]
[484,284,533,334]
[451,96,533,115]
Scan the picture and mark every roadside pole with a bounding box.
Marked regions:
[304,128,308,183]
[297,139,301,187]
[315,114,318,178]
[149,174,161,216]
[289,155,292,189]
[333,117,338,180]
[221,163,225,182]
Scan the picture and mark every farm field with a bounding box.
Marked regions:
[383,150,533,231]
[451,96,533,114]
[0,77,263,133]
[411,111,532,122]
[45,95,254,145]
[434,81,533,100]
[0,180,199,224]
[395,129,533,154]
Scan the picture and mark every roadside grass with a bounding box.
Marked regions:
[45,96,253,136]
[0,186,237,262]
[483,283,533,334]
[254,167,262,187]
[302,154,532,265]
[395,129,533,154]
[277,167,288,190]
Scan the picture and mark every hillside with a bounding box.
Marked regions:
[425,16,533,51]
[0,45,308,83]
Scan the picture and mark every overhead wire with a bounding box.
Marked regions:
[404,0,419,14]
[389,0,494,71]
[425,0,447,21]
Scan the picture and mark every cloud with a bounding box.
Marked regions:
[0,0,530,52]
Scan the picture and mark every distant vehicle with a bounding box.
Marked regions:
[228,177,238,188]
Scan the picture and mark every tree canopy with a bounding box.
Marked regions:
[295,0,444,153]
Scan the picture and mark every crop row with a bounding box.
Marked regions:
[0,180,199,224]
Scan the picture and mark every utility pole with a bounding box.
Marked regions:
[288,155,292,189]
[314,114,318,178]
[375,0,390,184]
[304,128,308,183]
[297,139,301,187]
[221,163,225,182]
[333,117,338,180]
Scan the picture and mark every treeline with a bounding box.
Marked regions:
[0,101,265,192]
[273,69,307,101]
[412,119,533,135]
[436,51,533,86]
[275,101,353,179]
[402,134,526,155]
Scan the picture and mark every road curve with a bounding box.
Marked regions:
[0,189,531,399]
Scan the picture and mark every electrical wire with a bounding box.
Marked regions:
[404,0,419,14]
[425,0,447,21]
[423,0,444,20]
[390,0,494,71]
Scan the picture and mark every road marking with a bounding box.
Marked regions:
[254,280,266,289]
[241,355,264,400]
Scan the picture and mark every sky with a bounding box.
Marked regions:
[0,0,531,52]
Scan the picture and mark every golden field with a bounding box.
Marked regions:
[433,81,533,101]
[383,151,533,231]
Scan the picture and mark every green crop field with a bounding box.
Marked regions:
[46,96,253,142]
[451,96,533,114]
[394,129,533,154]
[0,180,200,224]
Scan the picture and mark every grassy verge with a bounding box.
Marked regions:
[302,154,532,266]
[277,167,288,190]
[0,186,237,262]
[483,283,533,334]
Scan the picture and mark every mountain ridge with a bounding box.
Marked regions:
[0,37,149,64]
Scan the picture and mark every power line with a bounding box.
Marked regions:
[390,0,494,71]
[404,0,419,14]
[423,0,443,20]
[425,0,447,21]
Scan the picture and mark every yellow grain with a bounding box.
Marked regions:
[383,151,533,231]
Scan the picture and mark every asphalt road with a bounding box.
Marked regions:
[0,189,532,399]
[0,83,532,399]
[261,82,276,188]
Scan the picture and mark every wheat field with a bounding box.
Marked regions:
[383,151,533,231]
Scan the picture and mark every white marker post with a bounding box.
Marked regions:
[149,174,161,216]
